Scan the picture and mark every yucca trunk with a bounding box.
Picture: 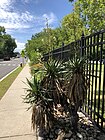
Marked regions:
[66,71,87,132]
[31,103,45,130]
[68,72,87,112]
[31,102,54,134]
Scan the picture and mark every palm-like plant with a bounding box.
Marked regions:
[63,56,88,131]
[24,76,44,130]
[24,75,53,134]
[24,76,41,106]
[40,60,68,108]
[24,56,88,134]
[66,56,87,111]
[24,60,69,136]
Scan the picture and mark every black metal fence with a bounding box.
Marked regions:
[43,30,105,132]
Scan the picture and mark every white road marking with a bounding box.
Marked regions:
[0,64,17,66]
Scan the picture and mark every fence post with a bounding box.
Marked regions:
[51,47,54,60]
[81,32,85,57]
[61,42,64,61]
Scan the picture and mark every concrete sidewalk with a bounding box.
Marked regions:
[0,64,36,140]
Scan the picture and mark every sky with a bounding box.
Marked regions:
[0,0,73,52]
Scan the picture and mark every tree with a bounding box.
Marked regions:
[2,34,17,57]
[0,26,6,35]
[25,27,65,64]
[73,0,105,33]
[21,49,25,57]
[25,32,44,64]
[61,12,85,43]
[0,26,17,58]
[0,26,6,58]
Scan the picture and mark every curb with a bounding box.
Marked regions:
[0,66,20,82]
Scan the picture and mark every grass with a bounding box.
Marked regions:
[91,64,105,115]
[84,63,105,126]
[0,66,23,100]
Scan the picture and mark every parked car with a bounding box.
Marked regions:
[3,56,10,61]
[16,54,21,58]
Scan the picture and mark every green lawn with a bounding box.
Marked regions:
[0,66,23,100]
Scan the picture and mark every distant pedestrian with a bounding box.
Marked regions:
[20,62,22,67]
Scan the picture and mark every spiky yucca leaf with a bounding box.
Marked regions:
[65,57,85,77]
[40,60,65,106]
[24,76,41,105]
[24,75,54,106]
[44,59,64,78]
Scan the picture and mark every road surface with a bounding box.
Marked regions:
[0,57,25,80]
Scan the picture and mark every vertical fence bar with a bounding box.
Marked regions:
[93,34,99,123]
[51,47,54,60]
[97,33,103,126]
[83,36,87,112]
[81,33,87,113]
[81,32,84,57]
[90,35,95,119]
[90,36,94,118]
[61,42,64,61]
[88,36,92,115]
[101,58,105,129]
[85,37,89,113]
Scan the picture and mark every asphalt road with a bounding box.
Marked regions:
[0,57,25,80]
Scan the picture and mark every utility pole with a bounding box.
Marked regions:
[45,18,52,60]
[46,18,50,52]
[46,18,48,30]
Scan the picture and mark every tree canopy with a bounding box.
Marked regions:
[74,0,105,33]
[0,26,17,58]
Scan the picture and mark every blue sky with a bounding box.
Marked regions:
[0,0,73,52]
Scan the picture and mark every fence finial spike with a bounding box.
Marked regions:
[82,31,84,37]
[62,42,64,46]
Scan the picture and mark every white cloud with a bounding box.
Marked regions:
[0,0,58,46]
[0,0,10,8]
[22,0,31,3]
[42,12,57,25]
[0,7,58,30]
[0,8,35,29]
[0,0,57,31]
[15,40,25,52]
[0,0,35,30]
[0,0,15,11]
[21,0,39,4]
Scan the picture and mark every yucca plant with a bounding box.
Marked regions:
[65,56,88,130]
[24,75,54,135]
[24,76,45,130]
[24,59,69,136]
[40,59,68,109]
